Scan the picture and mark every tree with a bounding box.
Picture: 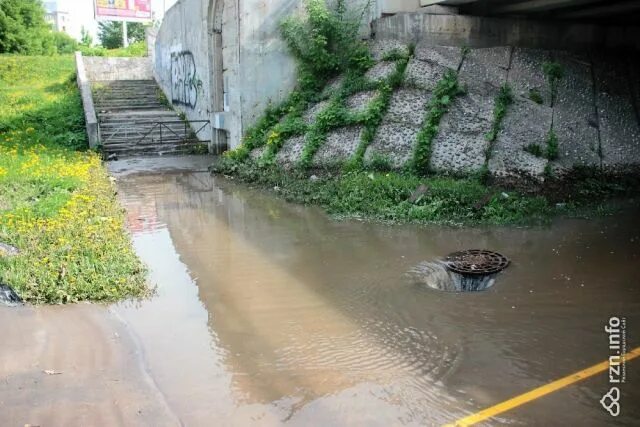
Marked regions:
[98,21,146,49]
[80,26,93,47]
[0,0,55,54]
[52,31,77,54]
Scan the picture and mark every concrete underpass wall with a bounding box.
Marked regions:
[154,0,212,140]
[154,0,400,149]
[155,0,308,148]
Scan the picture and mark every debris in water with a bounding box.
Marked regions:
[0,242,19,257]
[408,184,429,203]
[407,261,497,292]
[0,283,22,306]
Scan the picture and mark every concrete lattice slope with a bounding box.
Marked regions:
[250,40,640,182]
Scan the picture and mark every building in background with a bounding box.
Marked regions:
[44,1,71,34]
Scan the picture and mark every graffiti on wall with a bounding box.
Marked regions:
[171,51,200,108]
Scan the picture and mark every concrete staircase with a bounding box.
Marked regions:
[93,80,206,157]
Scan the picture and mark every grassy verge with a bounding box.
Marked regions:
[0,55,148,304]
[214,160,554,225]
[214,160,639,226]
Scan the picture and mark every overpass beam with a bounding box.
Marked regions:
[493,0,602,14]
[419,0,478,6]
[559,1,640,18]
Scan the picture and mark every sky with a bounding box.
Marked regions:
[49,0,178,43]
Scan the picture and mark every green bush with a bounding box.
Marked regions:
[79,45,107,56]
[103,41,147,57]
[98,21,147,49]
[53,31,78,54]
[0,0,55,55]
[280,0,373,86]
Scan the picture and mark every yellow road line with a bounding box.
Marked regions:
[444,346,640,427]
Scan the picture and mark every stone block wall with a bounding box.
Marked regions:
[83,57,154,81]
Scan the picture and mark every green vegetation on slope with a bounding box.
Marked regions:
[0,55,148,303]
[213,161,552,225]
[213,0,638,226]
[412,69,463,174]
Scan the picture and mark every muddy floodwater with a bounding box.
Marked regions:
[1,156,639,426]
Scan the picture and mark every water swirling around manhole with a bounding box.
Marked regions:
[408,250,510,293]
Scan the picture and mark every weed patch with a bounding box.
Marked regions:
[0,55,148,303]
[213,160,555,225]
[528,88,544,104]
[412,69,463,175]
[543,60,564,105]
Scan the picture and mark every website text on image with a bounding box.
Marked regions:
[94,0,152,22]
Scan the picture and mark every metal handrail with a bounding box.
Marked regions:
[99,119,211,146]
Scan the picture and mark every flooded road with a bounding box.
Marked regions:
[2,155,639,426]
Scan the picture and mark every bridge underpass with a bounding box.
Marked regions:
[419,0,640,24]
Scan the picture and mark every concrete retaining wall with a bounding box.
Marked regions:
[373,13,640,51]
[74,52,99,149]
[154,0,381,149]
[83,57,154,81]
[153,1,640,151]
[154,0,312,149]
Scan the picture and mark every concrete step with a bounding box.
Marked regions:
[103,139,193,148]
[95,95,161,101]
[95,99,165,105]
[100,130,193,145]
[96,105,168,112]
[91,78,205,157]
[94,80,158,87]
[96,105,169,112]
[99,117,181,126]
[100,128,196,141]
[99,113,179,121]
[104,143,204,156]
[100,130,193,139]
[95,102,164,111]
[100,122,189,130]
[99,121,190,129]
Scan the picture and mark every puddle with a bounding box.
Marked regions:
[109,158,640,426]
[2,156,639,426]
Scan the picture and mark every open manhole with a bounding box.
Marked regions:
[444,249,510,276]
[408,250,510,292]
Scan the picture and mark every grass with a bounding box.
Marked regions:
[528,88,544,105]
[0,55,148,304]
[485,84,514,144]
[412,69,463,174]
[213,160,556,225]
[214,159,640,226]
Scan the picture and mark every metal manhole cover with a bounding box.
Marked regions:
[444,249,510,275]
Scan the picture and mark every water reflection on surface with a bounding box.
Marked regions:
[111,161,640,426]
